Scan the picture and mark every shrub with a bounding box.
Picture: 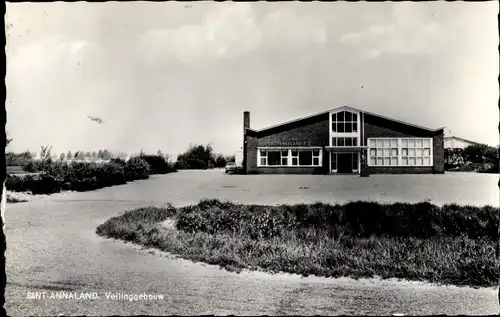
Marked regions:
[174,199,499,241]
[139,154,176,174]
[125,157,150,181]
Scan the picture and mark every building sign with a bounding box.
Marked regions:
[265,138,312,147]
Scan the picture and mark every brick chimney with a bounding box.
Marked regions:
[243,111,250,174]
[243,111,250,132]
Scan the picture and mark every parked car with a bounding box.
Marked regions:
[225,162,236,173]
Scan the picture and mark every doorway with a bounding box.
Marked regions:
[331,152,359,174]
[337,153,353,173]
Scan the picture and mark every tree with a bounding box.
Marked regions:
[444,148,464,168]
[40,145,52,161]
[92,151,97,159]
[97,149,104,159]
[102,149,111,160]
[6,133,12,147]
[214,153,227,168]
[175,143,215,169]
[85,152,92,159]
[59,153,66,161]
[67,151,73,160]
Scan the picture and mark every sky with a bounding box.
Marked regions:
[5,1,499,157]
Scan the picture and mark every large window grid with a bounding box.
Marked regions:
[332,111,358,133]
[368,138,433,167]
[258,148,322,167]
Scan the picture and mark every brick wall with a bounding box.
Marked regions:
[363,114,444,174]
[246,113,329,174]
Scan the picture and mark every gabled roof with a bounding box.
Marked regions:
[247,105,444,134]
[444,136,482,145]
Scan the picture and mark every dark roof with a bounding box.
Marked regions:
[247,106,444,135]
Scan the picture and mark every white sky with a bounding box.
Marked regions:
[6,1,500,157]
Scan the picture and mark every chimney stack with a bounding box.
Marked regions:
[243,111,250,132]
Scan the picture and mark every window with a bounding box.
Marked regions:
[400,138,432,166]
[369,138,399,166]
[291,150,299,166]
[332,111,358,134]
[258,148,322,167]
[299,151,312,166]
[267,151,281,166]
[332,137,358,147]
[368,138,433,167]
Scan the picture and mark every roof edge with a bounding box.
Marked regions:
[250,106,443,134]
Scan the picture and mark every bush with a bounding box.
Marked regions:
[125,157,150,181]
[139,154,176,174]
[6,174,62,195]
[174,199,499,241]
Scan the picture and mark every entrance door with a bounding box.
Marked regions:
[337,153,353,173]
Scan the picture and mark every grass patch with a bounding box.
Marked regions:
[96,199,499,287]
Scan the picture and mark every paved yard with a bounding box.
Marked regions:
[5,170,499,315]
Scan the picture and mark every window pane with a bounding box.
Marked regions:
[384,158,390,165]
[313,157,319,166]
[338,111,345,121]
[416,149,422,157]
[409,149,415,157]
[260,158,267,166]
[292,158,298,166]
[313,149,320,156]
[391,157,398,166]
[416,157,423,166]
[298,151,313,166]
[391,139,398,147]
[281,158,288,166]
[268,151,281,166]
[369,157,376,166]
[376,158,383,166]
[423,148,430,156]
[337,122,345,133]
[402,157,408,165]
[332,138,337,146]
[383,149,390,157]
[369,139,377,147]
[345,122,353,133]
[408,139,415,148]
[352,122,358,132]
[424,157,431,165]
[291,150,298,156]
[338,138,345,146]
[409,157,416,166]
[423,139,431,147]
[352,113,357,121]
[282,150,288,156]
[332,113,337,122]
[369,149,376,156]
[402,148,408,156]
[260,150,266,156]
[377,139,384,147]
[353,138,358,146]
[391,148,398,157]
[345,138,353,146]
[402,139,408,147]
[332,122,336,132]
[383,139,390,148]
[345,111,352,121]
[416,139,423,148]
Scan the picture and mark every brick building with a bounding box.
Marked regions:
[243,106,445,175]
